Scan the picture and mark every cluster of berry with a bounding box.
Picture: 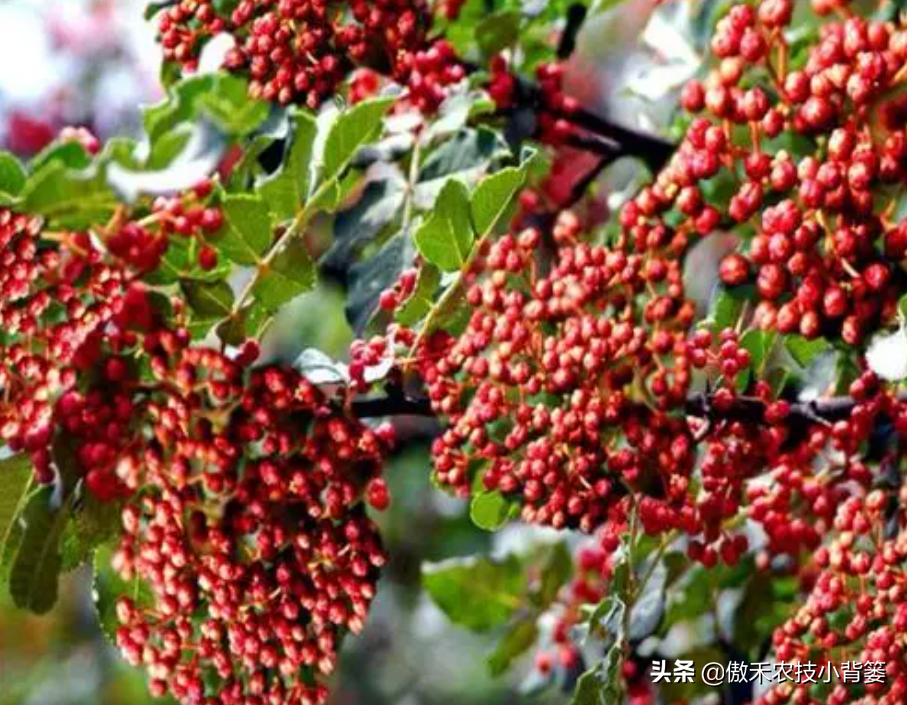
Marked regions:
[488,56,582,145]
[113,351,391,705]
[402,0,907,578]
[416,217,697,531]
[759,492,907,705]
[156,0,432,108]
[0,184,392,704]
[670,1,907,345]
[108,180,224,273]
[0,208,145,499]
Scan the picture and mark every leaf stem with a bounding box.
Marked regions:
[401,135,422,235]
[406,228,491,366]
[228,178,332,321]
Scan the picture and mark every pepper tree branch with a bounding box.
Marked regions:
[460,59,676,171]
[352,390,894,423]
[685,392,907,424]
[559,105,676,172]
[514,74,676,171]
[352,395,434,418]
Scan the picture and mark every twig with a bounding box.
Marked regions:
[683,392,907,425]
[461,60,677,171]
[352,394,434,418]
[557,3,589,60]
[351,389,907,424]
[561,106,676,172]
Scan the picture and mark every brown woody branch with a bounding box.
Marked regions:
[461,58,677,171]
[560,105,676,172]
[685,393,852,425]
[353,390,884,424]
[352,395,434,418]
[513,74,676,170]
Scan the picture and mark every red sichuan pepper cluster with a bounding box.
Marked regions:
[378,1,907,702]
[677,0,907,344]
[155,0,581,133]
[0,177,394,705]
[13,0,907,704]
[757,492,907,705]
[113,353,391,705]
[406,0,907,557]
[157,0,432,107]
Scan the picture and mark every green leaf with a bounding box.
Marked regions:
[197,74,270,137]
[308,177,342,212]
[257,111,318,222]
[586,596,627,646]
[741,329,777,374]
[629,561,667,641]
[182,280,235,318]
[324,176,406,271]
[441,0,491,55]
[422,554,526,632]
[144,0,177,20]
[30,140,93,172]
[217,303,270,347]
[487,620,539,677]
[60,494,122,572]
[143,75,217,142]
[99,137,142,170]
[146,235,231,286]
[426,279,473,338]
[471,166,527,236]
[537,542,573,609]
[572,670,604,705]
[418,127,510,190]
[396,264,442,327]
[571,643,624,705]
[228,133,275,190]
[306,170,361,216]
[321,97,394,184]
[146,128,193,170]
[0,152,27,197]
[346,231,411,334]
[21,161,118,229]
[710,284,754,332]
[50,433,86,496]
[785,334,830,368]
[144,72,268,139]
[252,239,317,312]
[160,59,182,89]
[295,349,349,386]
[414,179,475,271]
[9,488,69,614]
[0,455,34,581]
[425,90,497,141]
[93,544,155,643]
[470,490,513,532]
[217,194,274,265]
[476,11,521,55]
